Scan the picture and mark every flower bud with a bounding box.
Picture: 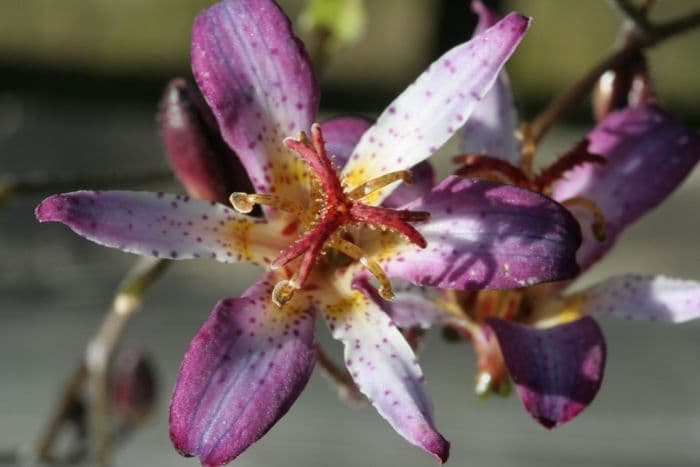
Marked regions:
[158,78,254,204]
[109,346,157,424]
[593,52,653,121]
[472,326,510,398]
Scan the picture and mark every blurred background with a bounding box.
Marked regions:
[1,0,699,466]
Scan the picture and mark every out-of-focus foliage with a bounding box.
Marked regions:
[506,0,700,114]
[0,0,699,114]
[299,0,366,44]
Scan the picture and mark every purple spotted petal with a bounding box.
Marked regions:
[383,161,437,209]
[552,104,700,270]
[192,0,319,205]
[158,78,253,205]
[341,12,530,203]
[486,317,606,429]
[383,284,447,329]
[170,273,316,466]
[459,0,520,163]
[323,290,449,463]
[379,176,581,290]
[578,274,700,323]
[35,191,284,265]
[321,116,372,167]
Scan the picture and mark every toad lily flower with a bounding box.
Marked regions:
[403,0,700,431]
[35,0,583,464]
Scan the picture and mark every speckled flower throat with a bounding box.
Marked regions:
[230,124,430,307]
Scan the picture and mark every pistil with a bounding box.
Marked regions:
[231,123,430,307]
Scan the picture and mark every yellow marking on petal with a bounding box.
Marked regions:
[219,217,288,266]
[261,144,312,205]
[225,217,256,262]
[323,289,370,321]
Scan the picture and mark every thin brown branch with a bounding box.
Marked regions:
[314,343,365,405]
[34,362,87,463]
[530,7,700,144]
[85,257,169,465]
[609,0,652,32]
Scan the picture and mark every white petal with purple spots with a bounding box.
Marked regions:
[341,12,530,204]
[36,190,285,265]
[322,289,449,463]
[578,274,700,323]
[459,0,521,164]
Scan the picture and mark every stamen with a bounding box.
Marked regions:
[349,203,428,248]
[347,170,413,200]
[272,277,299,307]
[235,123,430,307]
[453,154,531,188]
[516,123,537,179]
[330,237,394,301]
[535,139,606,194]
[230,193,307,220]
[561,196,607,242]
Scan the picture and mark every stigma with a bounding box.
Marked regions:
[230,123,429,307]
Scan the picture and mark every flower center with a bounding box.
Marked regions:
[230,123,429,307]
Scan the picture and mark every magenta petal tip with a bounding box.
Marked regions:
[423,431,450,464]
[486,317,606,429]
[35,194,66,223]
[170,275,316,465]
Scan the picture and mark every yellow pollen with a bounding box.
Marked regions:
[272,278,299,307]
[231,124,427,308]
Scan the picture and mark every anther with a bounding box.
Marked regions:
[229,193,308,220]
[453,154,531,188]
[516,123,537,179]
[347,170,413,201]
[230,192,254,213]
[331,237,395,301]
[272,278,299,307]
[561,197,607,242]
[237,123,430,308]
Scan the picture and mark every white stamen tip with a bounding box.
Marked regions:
[230,192,254,213]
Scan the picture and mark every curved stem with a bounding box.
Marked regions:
[530,7,700,144]
[33,257,169,465]
[314,343,365,404]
